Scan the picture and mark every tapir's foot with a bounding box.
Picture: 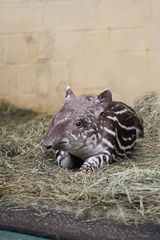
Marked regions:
[74,170,87,177]
[55,150,74,169]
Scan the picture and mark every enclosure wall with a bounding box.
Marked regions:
[0,0,160,112]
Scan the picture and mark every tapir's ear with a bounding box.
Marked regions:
[94,89,112,118]
[97,88,112,107]
[65,86,75,101]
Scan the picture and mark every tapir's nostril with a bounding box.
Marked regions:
[45,145,52,149]
[42,140,52,149]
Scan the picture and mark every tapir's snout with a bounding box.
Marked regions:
[42,120,68,150]
[42,140,52,149]
[42,138,68,150]
[42,126,56,149]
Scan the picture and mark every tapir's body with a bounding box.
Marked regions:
[43,87,144,173]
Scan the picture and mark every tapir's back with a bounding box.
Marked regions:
[102,100,144,159]
[110,100,144,137]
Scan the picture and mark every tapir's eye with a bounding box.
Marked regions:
[75,121,82,128]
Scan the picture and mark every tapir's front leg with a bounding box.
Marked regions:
[77,153,114,174]
[55,150,75,169]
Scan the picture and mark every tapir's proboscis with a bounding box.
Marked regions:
[43,87,144,175]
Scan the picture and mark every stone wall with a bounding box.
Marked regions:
[0,0,160,112]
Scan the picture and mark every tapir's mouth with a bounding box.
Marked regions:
[54,141,67,149]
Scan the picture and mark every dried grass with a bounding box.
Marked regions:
[0,94,160,225]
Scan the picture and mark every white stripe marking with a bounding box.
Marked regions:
[102,154,109,163]
[57,155,61,160]
[97,133,101,139]
[103,150,111,156]
[104,127,116,136]
[114,109,128,115]
[107,116,136,130]
[99,155,104,167]
[116,135,136,151]
[122,136,133,141]
[102,138,114,149]
[70,133,78,140]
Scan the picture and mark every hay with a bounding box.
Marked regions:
[0,94,160,225]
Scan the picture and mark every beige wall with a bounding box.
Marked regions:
[0,0,160,112]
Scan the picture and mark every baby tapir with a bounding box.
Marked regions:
[43,87,144,174]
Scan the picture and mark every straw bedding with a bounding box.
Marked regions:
[0,94,159,225]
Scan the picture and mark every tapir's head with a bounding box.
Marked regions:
[43,86,112,157]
